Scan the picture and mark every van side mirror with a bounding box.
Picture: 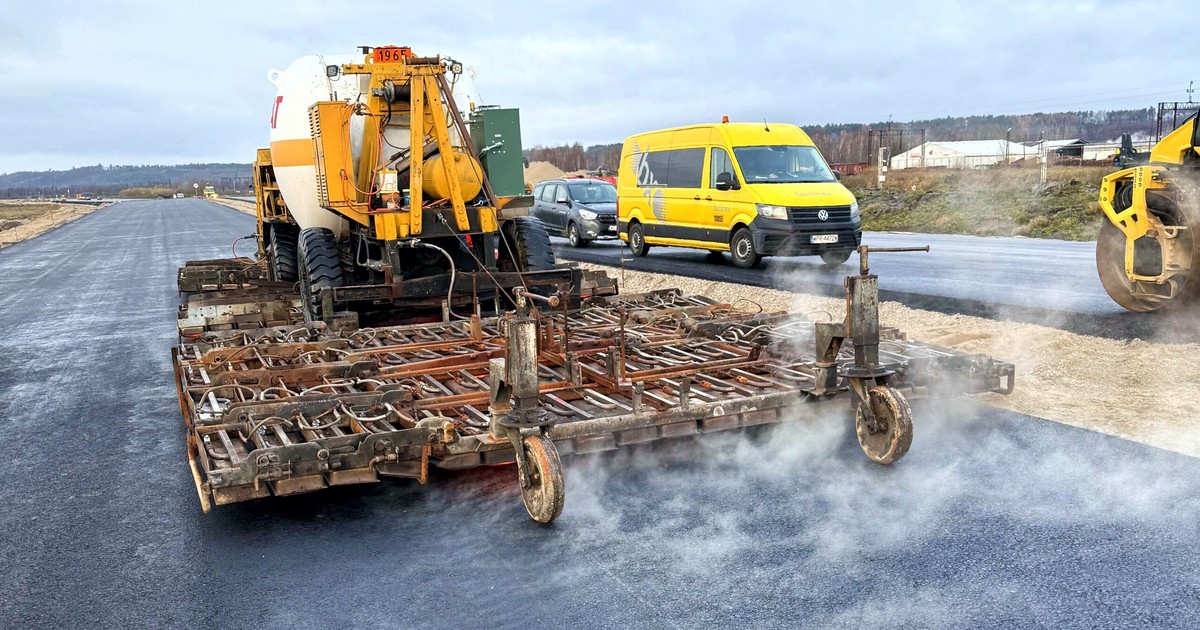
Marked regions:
[833,170,842,181]
[715,171,740,191]
[555,192,569,205]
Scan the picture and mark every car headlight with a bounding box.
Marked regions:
[578,209,598,220]
[756,204,788,220]
[850,201,860,218]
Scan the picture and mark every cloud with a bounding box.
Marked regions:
[0,0,1194,172]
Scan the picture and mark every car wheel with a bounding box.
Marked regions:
[730,227,761,269]
[567,222,589,248]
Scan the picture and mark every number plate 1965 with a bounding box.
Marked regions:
[810,234,839,244]
[373,47,411,63]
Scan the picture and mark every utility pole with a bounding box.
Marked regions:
[877,147,890,189]
[1039,140,1048,185]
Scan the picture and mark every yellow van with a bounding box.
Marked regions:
[617,121,861,268]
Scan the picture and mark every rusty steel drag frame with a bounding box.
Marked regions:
[173,257,1014,515]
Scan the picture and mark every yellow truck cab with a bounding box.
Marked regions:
[617,121,861,268]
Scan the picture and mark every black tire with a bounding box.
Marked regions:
[567,222,590,248]
[820,249,853,267]
[628,221,650,257]
[730,227,761,269]
[297,227,344,322]
[269,226,298,282]
[498,216,556,273]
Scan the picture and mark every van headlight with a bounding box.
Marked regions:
[756,204,788,220]
[578,209,598,220]
[850,201,860,218]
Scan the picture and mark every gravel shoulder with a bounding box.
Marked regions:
[207,197,255,215]
[0,201,108,249]
[584,262,1200,458]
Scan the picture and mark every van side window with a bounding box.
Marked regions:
[710,148,733,188]
[635,152,671,187]
[532,183,544,200]
[666,148,705,189]
[539,183,557,202]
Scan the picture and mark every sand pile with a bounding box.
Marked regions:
[524,161,564,186]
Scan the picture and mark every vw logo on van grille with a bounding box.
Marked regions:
[817,209,829,221]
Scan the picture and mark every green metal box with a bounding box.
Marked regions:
[468,107,525,198]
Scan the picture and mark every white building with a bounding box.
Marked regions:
[889,140,1036,170]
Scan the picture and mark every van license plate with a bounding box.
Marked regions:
[810,234,838,244]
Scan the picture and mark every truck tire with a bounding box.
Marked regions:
[730,227,761,269]
[269,226,298,282]
[499,217,556,273]
[297,227,344,321]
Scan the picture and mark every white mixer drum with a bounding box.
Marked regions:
[267,54,361,237]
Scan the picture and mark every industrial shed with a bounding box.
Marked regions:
[889,140,1036,170]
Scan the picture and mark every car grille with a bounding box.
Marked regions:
[788,205,852,223]
[596,214,617,224]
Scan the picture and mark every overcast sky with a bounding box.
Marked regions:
[0,0,1195,173]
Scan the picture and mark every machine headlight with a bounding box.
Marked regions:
[850,201,860,218]
[578,209,598,220]
[756,204,788,220]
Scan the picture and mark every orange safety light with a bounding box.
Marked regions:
[721,115,729,123]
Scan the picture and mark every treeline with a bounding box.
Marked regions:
[525,143,622,173]
[523,108,1162,171]
[0,163,253,199]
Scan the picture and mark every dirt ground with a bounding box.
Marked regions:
[583,262,1200,458]
[0,201,106,249]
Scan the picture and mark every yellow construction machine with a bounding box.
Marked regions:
[1096,114,1200,311]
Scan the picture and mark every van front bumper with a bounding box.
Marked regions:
[750,216,862,256]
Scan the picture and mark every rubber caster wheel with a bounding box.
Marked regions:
[520,435,564,524]
[854,386,913,465]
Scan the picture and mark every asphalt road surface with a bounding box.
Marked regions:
[553,235,1200,342]
[2,200,1198,628]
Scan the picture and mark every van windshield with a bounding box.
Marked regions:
[733,145,837,183]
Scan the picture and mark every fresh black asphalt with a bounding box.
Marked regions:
[1,200,1197,628]
[553,235,1200,342]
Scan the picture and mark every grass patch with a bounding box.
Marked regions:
[846,165,1108,241]
[0,203,61,222]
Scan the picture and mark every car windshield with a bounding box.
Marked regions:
[733,145,837,183]
[567,182,617,203]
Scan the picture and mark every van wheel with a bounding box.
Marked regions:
[730,227,761,269]
[820,249,853,267]
[567,222,589,248]
[629,222,650,257]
